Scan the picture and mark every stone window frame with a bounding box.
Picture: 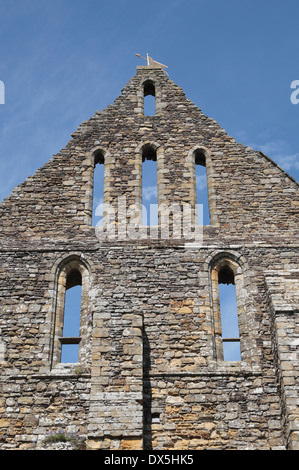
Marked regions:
[188,145,218,227]
[84,146,111,227]
[209,251,252,364]
[49,254,91,368]
[135,140,164,226]
[136,77,163,116]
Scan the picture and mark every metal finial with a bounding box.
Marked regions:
[135,53,168,74]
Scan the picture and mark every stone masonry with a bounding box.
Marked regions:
[0,65,298,450]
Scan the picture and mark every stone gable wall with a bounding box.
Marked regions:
[0,67,297,242]
[0,66,298,450]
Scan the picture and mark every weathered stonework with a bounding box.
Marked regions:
[0,66,298,450]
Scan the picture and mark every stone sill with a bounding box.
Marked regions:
[3,362,261,381]
[147,362,262,378]
[4,363,91,381]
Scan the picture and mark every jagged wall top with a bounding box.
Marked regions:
[0,66,297,245]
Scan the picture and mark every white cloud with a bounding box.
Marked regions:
[235,136,298,180]
[143,185,157,201]
[196,174,207,191]
[94,197,104,215]
[252,140,299,171]
[274,153,299,171]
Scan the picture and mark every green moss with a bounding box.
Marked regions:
[43,431,85,449]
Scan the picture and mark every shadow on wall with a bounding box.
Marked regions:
[143,329,153,450]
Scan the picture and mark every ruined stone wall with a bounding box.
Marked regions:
[266,273,299,450]
[0,66,298,450]
[0,244,297,449]
[0,67,297,242]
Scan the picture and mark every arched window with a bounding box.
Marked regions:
[52,257,90,366]
[60,269,82,363]
[218,266,241,361]
[142,143,158,225]
[143,80,156,116]
[194,148,210,225]
[211,256,244,362]
[92,149,105,227]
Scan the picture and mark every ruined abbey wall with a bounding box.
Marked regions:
[0,66,298,450]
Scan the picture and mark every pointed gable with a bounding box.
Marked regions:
[0,66,297,243]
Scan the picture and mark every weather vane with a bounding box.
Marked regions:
[135,53,168,75]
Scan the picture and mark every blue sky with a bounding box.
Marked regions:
[0,1,298,362]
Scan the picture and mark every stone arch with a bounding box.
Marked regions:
[135,141,164,211]
[49,253,93,368]
[50,252,92,279]
[136,76,163,115]
[207,249,247,273]
[81,146,111,226]
[188,145,218,226]
[135,140,161,155]
[143,79,156,115]
[90,147,111,227]
[135,141,162,227]
[207,250,251,363]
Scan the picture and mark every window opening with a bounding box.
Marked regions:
[92,150,105,227]
[142,144,158,225]
[218,267,241,361]
[152,413,160,423]
[143,80,156,116]
[60,270,82,363]
[194,149,210,225]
